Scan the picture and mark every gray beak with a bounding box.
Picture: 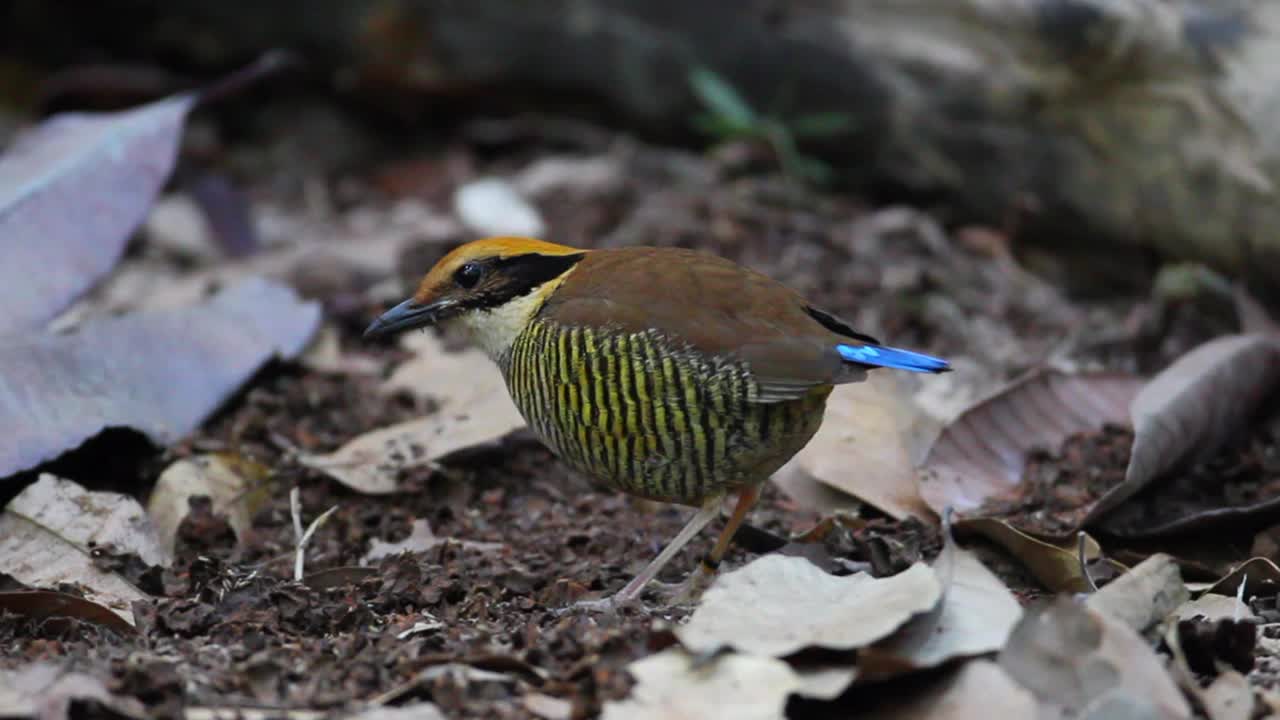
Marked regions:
[363,298,442,339]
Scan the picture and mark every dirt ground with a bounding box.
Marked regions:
[2,93,1278,718]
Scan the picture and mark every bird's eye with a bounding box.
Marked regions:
[453,262,483,289]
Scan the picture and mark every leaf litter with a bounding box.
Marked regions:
[7,60,1280,718]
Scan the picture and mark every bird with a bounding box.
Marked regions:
[364,236,950,609]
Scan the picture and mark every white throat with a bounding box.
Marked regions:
[450,291,546,360]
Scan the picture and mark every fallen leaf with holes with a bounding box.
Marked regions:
[147,454,269,554]
[0,663,146,720]
[675,554,941,657]
[0,278,320,479]
[0,475,166,624]
[362,518,503,563]
[859,539,1022,677]
[1085,333,1280,523]
[776,374,933,520]
[302,332,525,494]
[917,370,1142,532]
[865,660,1037,719]
[998,596,1191,719]
[600,649,807,720]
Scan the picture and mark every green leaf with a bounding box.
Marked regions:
[689,67,757,128]
[790,112,855,138]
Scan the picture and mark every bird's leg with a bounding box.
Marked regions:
[569,495,722,613]
[670,483,762,604]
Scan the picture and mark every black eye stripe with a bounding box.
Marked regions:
[454,262,483,288]
[458,252,585,311]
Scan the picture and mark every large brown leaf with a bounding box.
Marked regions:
[1085,333,1280,523]
[917,370,1142,517]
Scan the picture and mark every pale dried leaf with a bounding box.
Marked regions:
[0,278,321,478]
[0,475,166,624]
[601,649,802,720]
[676,555,941,657]
[1173,594,1257,623]
[362,518,503,563]
[522,693,573,720]
[1200,671,1255,720]
[0,93,195,335]
[863,546,1022,676]
[303,333,525,494]
[1088,334,1280,522]
[344,703,448,720]
[147,454,267,554]
[0,663,146,720]
[999,596,1191,720]
[918,370,1142,516]
[956,517,1102,593]
[514,154,624,197]
[1086,554,1188,632]
[779,374,932,521]
[865,661,1037,719]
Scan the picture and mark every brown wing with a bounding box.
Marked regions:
[540,247,869,401]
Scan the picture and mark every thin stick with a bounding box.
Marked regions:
[290,486,338,581]
[1235,574,1248,623]
[290,487,305,541]
[1077,531,1098,593]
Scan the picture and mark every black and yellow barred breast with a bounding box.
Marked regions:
[499,319,831,505]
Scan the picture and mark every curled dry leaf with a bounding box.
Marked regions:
[302,332,525,494]
[1086,333,1280,523]
[1200,557,1280,598]
[675,554,941,657]
[0,663,146,720]
[0,475,166,624]
[0,92,195,335]
[918,370,1142,520]
[859,539,1022,678]
[601,649,807,720]
[0,590,137,634]
[865,660,1037,719]
[1085,554,1188,633]
[775,374,933,521]
[146,453,269,554]
[956,517,1104,593]
[0,278,320,479]
[998,596,1191,719]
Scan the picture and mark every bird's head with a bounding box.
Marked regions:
[364,236,586,356]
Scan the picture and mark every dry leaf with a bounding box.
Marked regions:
[0,278,320,478]
[302,332,525,494]
[918,370,1142,517]
[0,590,137,634]
[0,663,146,720]
[522,693,573,720]
[865,660,1037,719]
[1085,554,1188,633]
[1088,334,1280,522]
[861,543,1022,677]
[1173,594,1257,623]
[601,649,804,720]
[0,93,195,335]
[1199,557,1280,598]
[956,517,1104,593]
[675,555,941,657]
[362,518,503,563]
[0,475,166,624]
[1199,672,1255,720]
[999,596,1191,719]
[776,374,933,520]
[147,454,268,554]
[453,177,546,238]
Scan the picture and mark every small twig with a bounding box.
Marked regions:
[1235,574,1248,623]
[1077,531,1099,593]
[290,487,304,541]
[295,506,339,582]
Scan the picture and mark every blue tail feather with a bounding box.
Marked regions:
[837,343,950,373]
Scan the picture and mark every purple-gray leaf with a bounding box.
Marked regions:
[0,93,196,335]
[0,278,320,478]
